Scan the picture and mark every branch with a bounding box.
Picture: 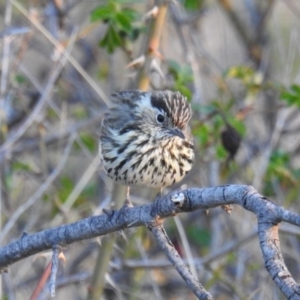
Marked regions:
[148,223,212,299]
[1,185,300,299]
[136,0,168,90]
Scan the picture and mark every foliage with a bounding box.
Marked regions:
[182,0,205,11]
[280,84,300,107]
[91,0,141,53]
[167,60,194,100]
[225,65,262,91]
[264,150,299,196]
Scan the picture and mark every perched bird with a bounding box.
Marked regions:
[99,90,194,198]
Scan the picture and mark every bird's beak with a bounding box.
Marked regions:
[168,128,185,139]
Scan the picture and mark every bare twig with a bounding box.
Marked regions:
[135,238,163,300]
[0,0,13,241]
[136,1,168,90]
[148,223,212,300]
[10,0,109,106]
[5,112,103,158]
[0,27,30,38]
[120,231,256,270]
[49,245,63,297]
[174,216,199,281]
[30,260,52,300]
[252,107,292,190]
[0,134,75,244]
[0,29,77,156]
[0,0,12,103]
[51,155,101,226]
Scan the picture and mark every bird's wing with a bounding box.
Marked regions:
[103,90,147,130]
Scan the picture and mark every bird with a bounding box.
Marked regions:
[99,90,194,200]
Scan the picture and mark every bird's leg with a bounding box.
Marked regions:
[124,186,134,207]
[155,187,163,199]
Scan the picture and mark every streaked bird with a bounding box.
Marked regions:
[99,90,194,198]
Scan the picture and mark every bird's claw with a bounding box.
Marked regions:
[103,208,114,217]
[221,204,233,214]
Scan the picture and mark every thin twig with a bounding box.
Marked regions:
[49,245,63,297]
[136,1,168,90]
[174,216,199,280]
[136,238,163,300]
[51,155,101,226]
[0,134,75,244]
[10,0,109,106]
[0,26,30,37]
[0,29,78,156]
[6,112,103,158]
[252,107,292,190]
[0,0,12,101]
[148,223,212,300]
[30,260,52,300]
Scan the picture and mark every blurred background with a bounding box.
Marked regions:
[1,0,300,299]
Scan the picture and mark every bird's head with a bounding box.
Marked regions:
[134,91,192,142]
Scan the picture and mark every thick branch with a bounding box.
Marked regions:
[1,185,300,299]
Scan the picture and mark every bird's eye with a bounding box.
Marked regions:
[156,113,165,123]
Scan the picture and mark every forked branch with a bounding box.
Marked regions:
[1,185,300,299]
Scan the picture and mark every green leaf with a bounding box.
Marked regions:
[183,0,204,11]
[167,60,181,75]
[92,2,141,53]
[74,132,97,152]
[90,3,116,22]
[122,7,139,21]
[167,60,194,99]
[216,144,227,160]
[109,25,122,46]
[263,149,299,195]
[100,25,122,53]
[280,84,300,107]
[194,123,209,146]
[212,114,224,130]
[225,65,254,80]
[15,74,27,84]
[71,105,89,119]
[115,12,132,32]
[187,226,211,247]
[11,161,31,172]
[227,118,246,137]
[269,149,290,166]
[291,84,300,93]
[58,176,74,203]
[176,85,192,101]
[225,65,260,89]
[192,103,217,115]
